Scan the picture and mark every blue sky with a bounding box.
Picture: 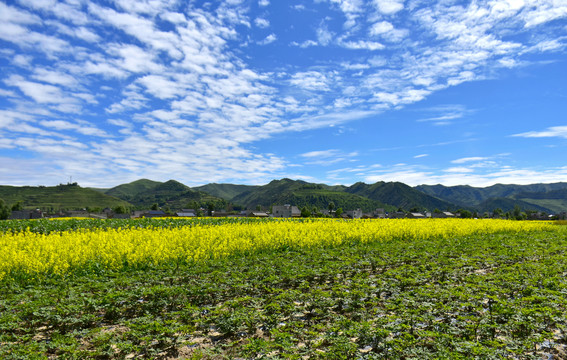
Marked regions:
[0,0,566,188]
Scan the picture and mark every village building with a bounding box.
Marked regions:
[271,205,301,218]
[374,208,386,218]
[407,212,426,219]
[9,209,44,220]
[346,208,363,219]
[431,211,455,218]
[176,209,196,217]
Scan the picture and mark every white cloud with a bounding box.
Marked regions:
[513,126,567,139]
[444,166,475,173]
[31,68,78,88]
[369,21,394,35]
[522,2,567,28]
[362,164,567,187]
[5,75,65,104]
[372,0,404,15]
[0,2,41,24]
[258,33,277,45]
[452,156,489,164]
[291,40,318,48]
[1,0,566,188]
[290,71,331,91]
[160,12,187,24]
[416,104,472,126]
[301,149,340,158]
[107,43,164,73]
[12,54,33,68]
[88,3,183,59]
[339,39,385,50]
[369,21,408,42]
[317,24,334,46]
[300,149,358,166]
[254,17,270,28]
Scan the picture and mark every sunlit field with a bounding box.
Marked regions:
[1,218,566,359]
[0,218,556,280]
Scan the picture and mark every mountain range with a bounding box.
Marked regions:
[1,179,566,214]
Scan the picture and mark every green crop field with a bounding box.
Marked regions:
[1,219,566,359]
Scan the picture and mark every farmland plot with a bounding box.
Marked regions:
[0,218,566,359]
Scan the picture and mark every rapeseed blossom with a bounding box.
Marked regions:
[0,218,556,280]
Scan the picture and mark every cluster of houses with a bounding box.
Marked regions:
[8,205,567,220]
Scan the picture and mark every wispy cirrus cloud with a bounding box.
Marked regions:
[300,149,359,166]
[513,126,567,139]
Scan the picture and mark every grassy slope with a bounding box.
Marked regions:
[347,181,457,211]
[104,179,163,199]
[477,197,552,213]
[231,178,393,211]
[0,184,131,210]
[193,183,259,200]
[1,226,566,359]
[416,183,567,211]
[105,179,224,208]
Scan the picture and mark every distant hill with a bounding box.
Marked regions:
[104,179,162,201]
[476,198,552,214]
[0,183,131,211]
[193,183,258,200]
[345,181,457,211]
[2,178,565,214]
[514,188,567,214]
[103,179,224,209]
[230,178,394,212]
[416,183,567,213]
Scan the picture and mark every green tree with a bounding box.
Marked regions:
[113,205,128,214]
[328,202,335,212]
[11,201,23,211]
[492,208,503,218]
[301,206,310,218]
[0,199,10,220]
[151,203,159,211]
[512,205,526,220]
[335,208,343,217]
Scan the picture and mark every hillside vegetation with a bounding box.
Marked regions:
[193,183,258,200]
[103,179,225,209]
[230,179,394,212]
[417,182,567,213]
[346,181,455,211]
[2,179,566,214]
[0,183,130,211]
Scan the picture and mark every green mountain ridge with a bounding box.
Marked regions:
[102,179,225,209]
[229,179,394,212]
[104,179,163,200]
[0,183,131,211]
[193,183,258,200]
[2,179,566,214]
[416,183,567,213]
[345,181,456,211]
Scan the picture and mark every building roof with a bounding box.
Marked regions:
[176,212,195,217]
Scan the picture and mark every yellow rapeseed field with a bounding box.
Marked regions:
[0,218,557,280]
